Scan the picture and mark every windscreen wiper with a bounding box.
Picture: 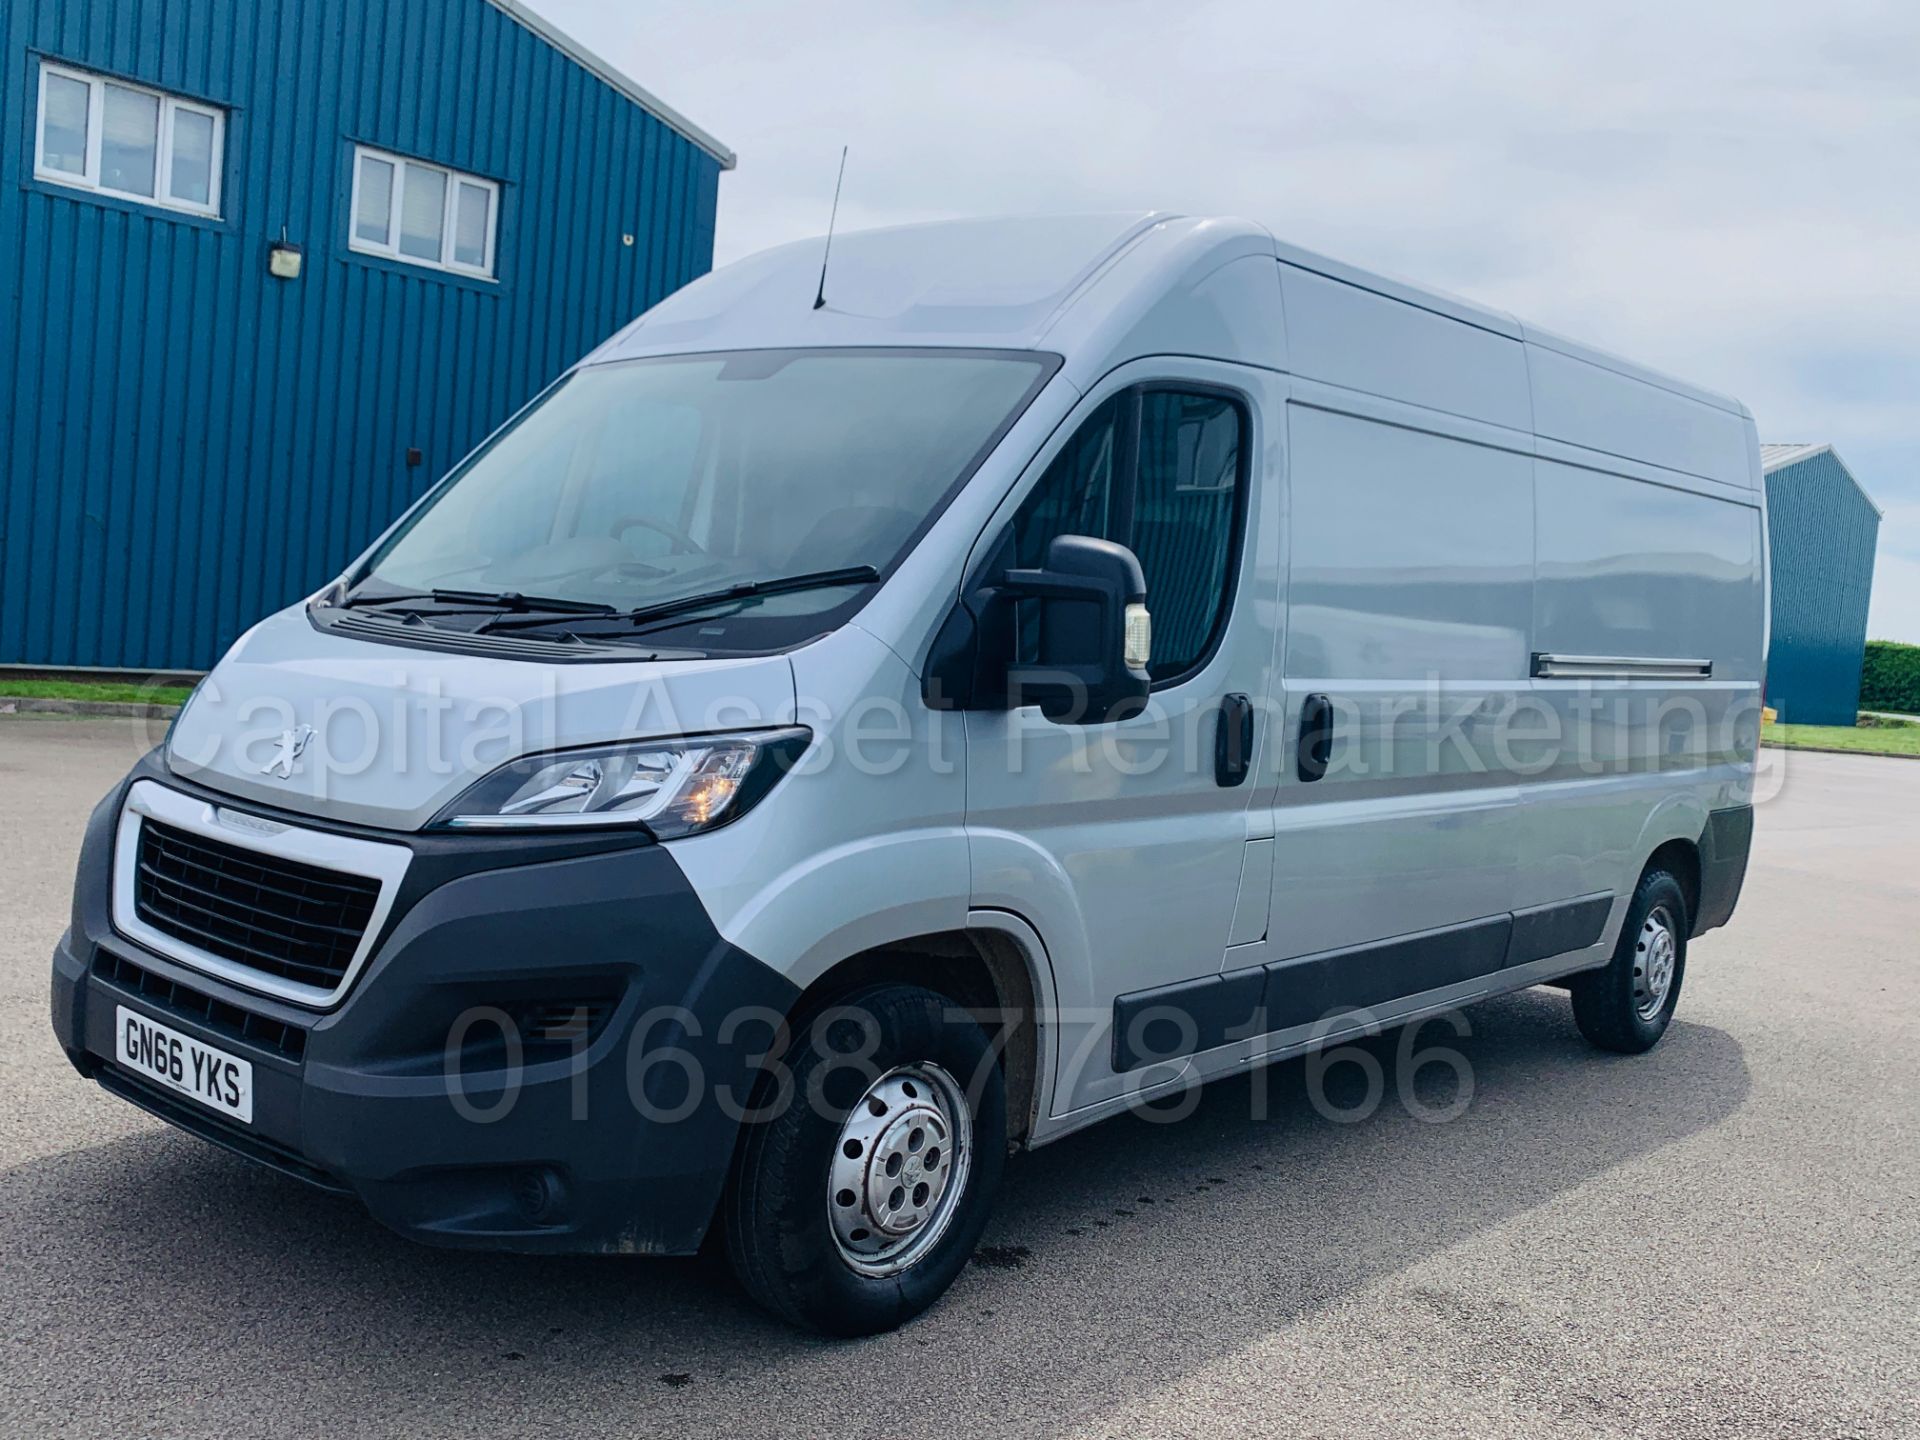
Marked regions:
[340,588,619,617]
[479,566,881,635]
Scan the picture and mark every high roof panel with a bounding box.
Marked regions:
[598,210,1758,479]
[598,212,1176,356]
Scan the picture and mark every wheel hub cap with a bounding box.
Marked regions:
[828,1065,972,1277]
[1634,907,1678,1020]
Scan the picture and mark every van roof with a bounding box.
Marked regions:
[593,211,1745,417]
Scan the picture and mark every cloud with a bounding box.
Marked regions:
[537,0,1919,639]
[1869,550,1920,643]
[1868,498,1920,641]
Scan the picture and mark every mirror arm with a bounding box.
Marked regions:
[997,569,1112,607]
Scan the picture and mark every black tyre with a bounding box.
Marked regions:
[1570,866,1689,1054]
[722,983,1006,1336]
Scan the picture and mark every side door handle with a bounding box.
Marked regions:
[1215,693,1254,787]
[1297,692,1333,782]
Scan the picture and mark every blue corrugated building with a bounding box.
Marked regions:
[1,0,731,672]
[1761,443,1882,726]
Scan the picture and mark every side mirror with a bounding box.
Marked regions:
[1001,535,1151,723]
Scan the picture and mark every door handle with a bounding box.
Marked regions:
[1297,692,1333,782]
[1215,692,1254,787]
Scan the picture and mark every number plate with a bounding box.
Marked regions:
[115,1006,254,1125]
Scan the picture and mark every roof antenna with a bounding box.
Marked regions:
[813,146,848,311]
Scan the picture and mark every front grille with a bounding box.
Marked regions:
[134,819,381,994]
[94,950,309,1060]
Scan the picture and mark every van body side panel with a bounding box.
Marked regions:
[1518,458,1765,911]
[1277,265,1531,431]
[1533,464,1766,679]
[1524,339,1755,492]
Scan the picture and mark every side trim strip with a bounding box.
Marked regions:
[1111,894,1615,1073]
[1259,915,1513,1040]
[1112,968,1267,1074]
[1505,892,1612,969]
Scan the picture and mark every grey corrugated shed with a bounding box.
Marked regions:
[1760,443,1883,516]
[1761,442,1883,725]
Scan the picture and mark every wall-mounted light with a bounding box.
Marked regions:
[268,240,304,280]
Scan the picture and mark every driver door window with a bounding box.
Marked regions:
[1010,386,1246,684]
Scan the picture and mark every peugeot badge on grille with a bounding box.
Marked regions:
[260,724,315,779]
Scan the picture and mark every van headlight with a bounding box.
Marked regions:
[431,727,811,836]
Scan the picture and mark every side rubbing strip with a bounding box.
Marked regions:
[1259,915,1512,1036]
[1504,892,1612,968]
[1111,913,1518,1073]
[1109,895,1624,1073]
[1111,967,1265,1074]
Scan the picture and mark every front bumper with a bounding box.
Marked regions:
[51,754,798,1255]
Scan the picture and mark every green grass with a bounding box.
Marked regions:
[0,678,195,706]
[1763,720,1920,757]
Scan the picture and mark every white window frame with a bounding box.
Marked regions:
[32,59,225,219]
[349,144,499,280]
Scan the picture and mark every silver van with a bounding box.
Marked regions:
[52,213,1765,1333]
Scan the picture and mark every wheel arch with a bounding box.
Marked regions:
[781,919,1054,1148]
[1625,793,1709,929]
[1644,836,1702,932]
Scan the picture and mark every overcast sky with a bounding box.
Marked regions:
[541,0,1919,642]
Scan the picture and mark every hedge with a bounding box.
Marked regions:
[1861,639,1920,715]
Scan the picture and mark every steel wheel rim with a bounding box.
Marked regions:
[1633,905,1678,1021]
[827,1063,973,1278]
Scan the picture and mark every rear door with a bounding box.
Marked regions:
[963,360,1284,1114]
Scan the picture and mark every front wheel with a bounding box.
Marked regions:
[1570,867,1689,1054]
[722,983,1006,1335]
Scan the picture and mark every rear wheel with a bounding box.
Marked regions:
[1570,867,1688,1053]
[722,983,1006,1335]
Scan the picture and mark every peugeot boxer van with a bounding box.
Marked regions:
[52,214,1764,1334]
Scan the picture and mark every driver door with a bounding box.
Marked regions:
[962,361,1284,1115]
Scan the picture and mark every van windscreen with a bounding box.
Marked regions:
[353,347,1056,651]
